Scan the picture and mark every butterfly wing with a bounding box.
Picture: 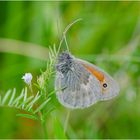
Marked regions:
[55,60,102,109]
[77,58,120,101]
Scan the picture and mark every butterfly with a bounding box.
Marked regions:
[55,51,120,109]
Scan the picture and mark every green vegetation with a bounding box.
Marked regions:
[0,1,140,139]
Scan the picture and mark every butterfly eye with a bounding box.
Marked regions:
[103,83,108,88]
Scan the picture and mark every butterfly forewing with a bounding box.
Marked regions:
[55,59,101,109]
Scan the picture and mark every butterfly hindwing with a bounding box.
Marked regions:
[77,59,120,101]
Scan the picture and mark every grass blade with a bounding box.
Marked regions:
[52,115,67,139]
[0,94,1,104]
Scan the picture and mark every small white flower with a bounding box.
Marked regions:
[22,73,33,84]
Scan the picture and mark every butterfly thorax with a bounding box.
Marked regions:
[56,52,74,74]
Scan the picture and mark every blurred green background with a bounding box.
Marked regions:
[0,1,140,139]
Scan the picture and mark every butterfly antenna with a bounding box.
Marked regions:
[64,35,69,52]
[57,18,83,55]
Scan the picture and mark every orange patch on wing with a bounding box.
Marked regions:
[83,64,104,82]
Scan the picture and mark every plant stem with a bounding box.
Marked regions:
[42,119,48,139]
[40,112,48,139]
[64,110,71,134]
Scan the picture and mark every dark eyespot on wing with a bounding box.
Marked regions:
[103,83,107,88]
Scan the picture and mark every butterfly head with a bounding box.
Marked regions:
[56,51,74,74]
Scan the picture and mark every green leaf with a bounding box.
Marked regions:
[33,98,51,114]
[2,89,11,105]
[34,83,40,89]
[16,113,38,121]
[8,88,16,106]
[22,87,27,109]
[25,92,40,111]
[12,89,24,106]
[17,95,34,109]
[48,90,55,98]
[44,106,55,118]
